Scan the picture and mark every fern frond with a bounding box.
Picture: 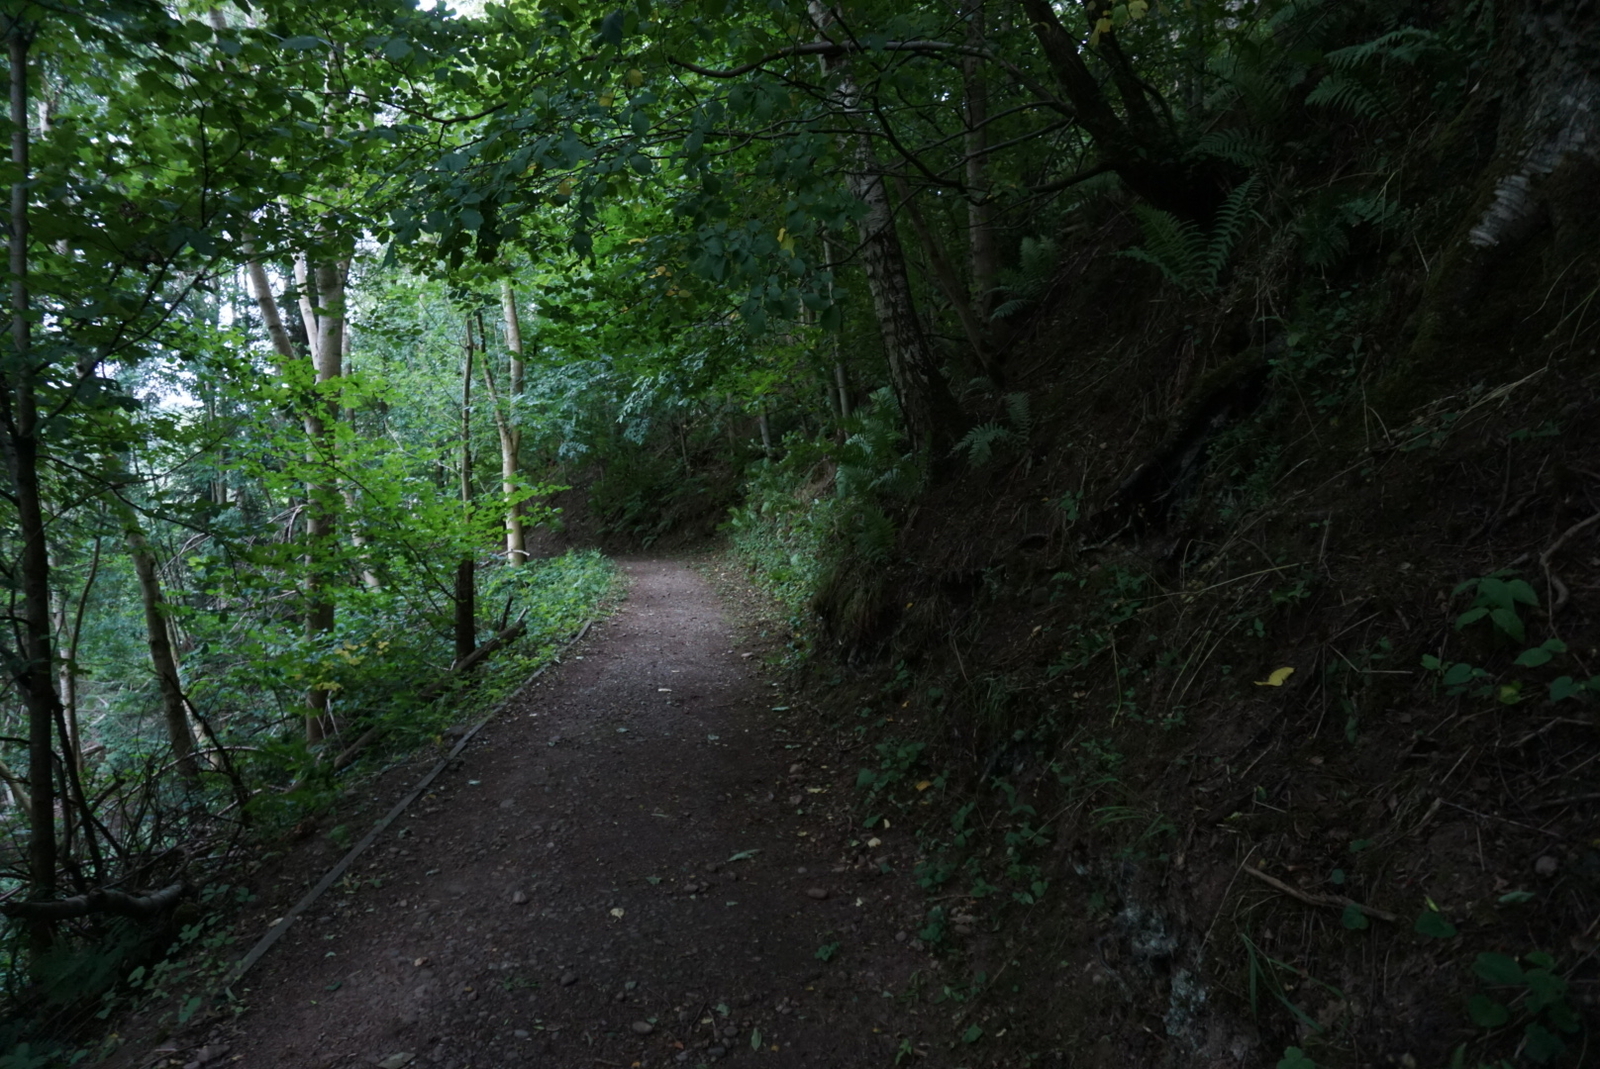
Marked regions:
[986,235,1059,322]
[1324,27,1439,70]
[1123,205,1205,291]
[1204,176,1261,287]
[1004,392,1032,437]
[1190,129,1272,168]
[1305,74,1385,119]
[952,423,1014,467]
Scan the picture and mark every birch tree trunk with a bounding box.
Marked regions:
[302,258,343,745]
[810,5,964,456]
[498,279,527,565]
[455,317,477,666]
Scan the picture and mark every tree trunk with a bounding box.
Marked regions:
[1402,0,1600,404]
[3,17,60,959]
[455,318,477,666]
[811,4,964,456]
[498,279,527,565]
[896,176,993,381]
[963,7,999,325]
[113,495,199,782]
[302,259,343,745]
[246,260,298,367]
[1017,0,1209,218]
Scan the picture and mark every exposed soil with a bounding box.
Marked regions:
[129,559,948,1069]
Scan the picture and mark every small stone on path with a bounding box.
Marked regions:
[806,887,828,900]
[511,890,528,904]
[631,1020,655,1035]
[559,970,578,987]
[377,1055,415,1069]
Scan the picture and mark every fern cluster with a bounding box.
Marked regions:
[989,236,1059,321]
[1122,177,1261,294]
[952,391,1033,468]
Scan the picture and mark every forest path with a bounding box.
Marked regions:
[203,558,935,1069]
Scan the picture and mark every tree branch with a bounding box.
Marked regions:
[1,880,188,921]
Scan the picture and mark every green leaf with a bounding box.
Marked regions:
[1419,653,1442,671]
[599,10,626,46]
[1413,909,1457,939]
[1466,994,1509,1028]
[1506,579,1539,606]
[1472,952,1524,986]
[1454,607,1488,630]
[1441,662,1475,686]
[1329,868,1345,885]
[750,1027,762,1050]
[1489,607,1525,642]
[282,35,325,50]
[1548,675,1586,701]
[1340,903,1369,930]
[1497,890,1534,905]
[1525,950,1556,969]
[1514,646,1554,668]
[1523,969,1568,1011]
[1276,1047,1316,1069]
[1522,1021,1565,1063]
[961,1025,983,1044]
[382,38,413,60]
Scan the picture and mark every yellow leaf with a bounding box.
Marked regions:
[1090,16,1113,44]
[598,90,615,107]
[557,179,573,196]
[1254,666,1295,687]
[626,68,643,86]
[1128,0,1149,17]
[609,907,625,919]
[915,780,932,792]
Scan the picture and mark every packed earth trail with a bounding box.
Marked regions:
[152,559,947,1069]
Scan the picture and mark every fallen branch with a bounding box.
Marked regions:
[1244,865,1397,923]
[0,880,188,921]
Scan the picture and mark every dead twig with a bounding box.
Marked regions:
[1539,509,1600,613]
[1243,865,1398,923]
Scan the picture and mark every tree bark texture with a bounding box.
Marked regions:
[455,318,477,665]
[810,3,964,456]
[963,5,999,325]
[498,279,527,565]
[4,20,61,958]
[114,496,199,782]
[1404,0,1600,398]
[1017,0,1210,218]
[302,258,344,745]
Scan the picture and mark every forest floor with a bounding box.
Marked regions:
[114,557,958,1069]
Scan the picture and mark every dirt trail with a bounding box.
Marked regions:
[198,559,934,1069]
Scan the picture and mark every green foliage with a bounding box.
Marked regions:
[1452,574,1538,644]
[1465,951,1581,1063]
[989,237,1059,321]
[1122,177,1260,294]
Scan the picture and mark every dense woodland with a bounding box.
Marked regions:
[0,0,1596,1065]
